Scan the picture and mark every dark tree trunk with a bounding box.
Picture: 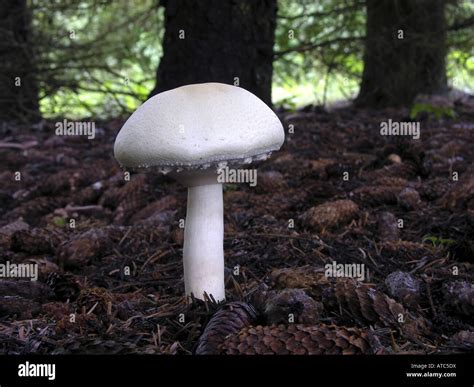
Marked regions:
[356,0,447,108]
[0,0,40,122]
[150,0,277,106]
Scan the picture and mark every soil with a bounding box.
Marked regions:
[0,103,472,354]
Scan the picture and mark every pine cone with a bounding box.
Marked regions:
[0,280,54,301]
[264,289,323,325]
[418,178,450,201]
[441,176,474,210]
[219,324,374,355]
[270,266,329,298]
[380,240,435,263]
[36,170,74,196]
[446,330,474,352]
[350,186,401,206]
[255,171,287,193]
[300,200,359,231]
[195,302,258,355]
[373,176,408,188]
[11,228,64,254]
[8,196,68,222]
[56,228,112,268]
[442,281,474,315]
[271,266,429,341]
[0,219,29,249]
[398,187,422,210]
[47,272,80,302]
[113,174,150,224]
[70,186,102,205]
[322,278,431,341]
[385,271,421,308]
[0,296,41,319]
[376,211,399,241]
[371,161,420,180]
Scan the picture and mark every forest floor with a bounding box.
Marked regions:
[0,101,473,354]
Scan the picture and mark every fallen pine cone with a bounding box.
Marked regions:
[0,280,54,301]
[322,278,431,341]
[442,281,474,316]
[300,200,359,231]
[349,186,401,207]
[271,268,430,341]
[219,324,377,355]
[195,302,258,355]
[445,330,474,352]
[376,211,399,241]
[385,271,421,309]
[0,296,42,319]
[56,228,113,268]
[47,272,80,302]
[113,174,150,224]
[270,266,329,298]
[11,227,64,254]
[264,289,323,325]
[398,187,422,210]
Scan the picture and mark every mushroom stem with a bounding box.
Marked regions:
[183,183,225,301]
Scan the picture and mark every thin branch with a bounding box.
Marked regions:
[278,1,366,21]
[274,36,364,58]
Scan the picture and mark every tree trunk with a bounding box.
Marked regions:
[356,0,447,108]
[150,0,277,106]
[0,0,40,122]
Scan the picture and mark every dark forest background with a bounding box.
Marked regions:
[1,0,473,122]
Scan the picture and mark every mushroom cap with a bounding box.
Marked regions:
[114,83,285,169]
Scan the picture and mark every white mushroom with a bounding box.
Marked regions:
[114,83,284,302]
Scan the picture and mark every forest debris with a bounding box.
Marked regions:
[113,174,150,224]
[195,302,257,355]
[219,324,375,355]
[270,266,328,295]
[442,281,474,315]
[0,296,42,319]
[0,219,29,248]
[398,187,422,210]
[446,330,474,352]
[256,171,287,193]
[376,211,399,241]
[0,280,54,301]
[129,195,178,223]
[11,227,64,254]
[264,289,322,325]
[350,186,401,206]
[0,141,38,150]
[300,200,359,231]
[441,175,474,210]
[385,271,421,308]
[46,272,80,302]
[41,302,72,320]
[56,228,112,268]
[322,278,431,341]
[76,287,114,320]
[24,258,59,282]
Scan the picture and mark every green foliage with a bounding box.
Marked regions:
[422,235,456,248]
[31,0,162,119]
[29,0,474,117]
[410,103,456,120]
